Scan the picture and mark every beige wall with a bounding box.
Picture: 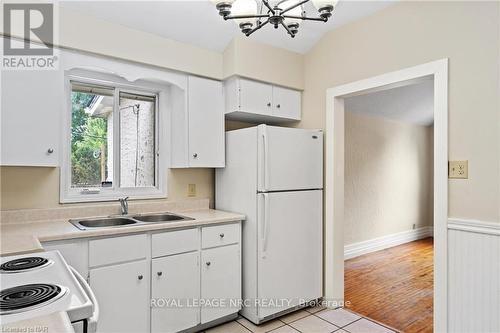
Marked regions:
[344,112,433,245]
[0,167,214,210]
[303,1,500,222]
[57,6,223,80]
[223,37,304,90]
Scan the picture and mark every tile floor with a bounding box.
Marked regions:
[204,307,399,333]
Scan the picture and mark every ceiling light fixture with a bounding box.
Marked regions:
[212,0,338,38]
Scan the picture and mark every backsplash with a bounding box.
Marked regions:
[0,198,209,225]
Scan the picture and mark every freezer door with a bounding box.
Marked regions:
[258,125,323,192]
[257,190,322,319]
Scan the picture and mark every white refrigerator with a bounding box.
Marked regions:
[216,124,323,324]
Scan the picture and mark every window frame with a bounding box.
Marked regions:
[60,71,168,203]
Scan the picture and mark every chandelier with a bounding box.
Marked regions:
[212,0,338,38]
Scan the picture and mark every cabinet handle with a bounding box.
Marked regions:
[47,148,54,154]
[276,104,281,109]
[193,153,198,158]
[206,262,211,266]
[138,275,143,280]
[267,102,271,107]
[157,271,162,277]
[219,233,225,238]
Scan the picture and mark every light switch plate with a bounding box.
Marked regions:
[449,160,468,179]
[188,184,196,197]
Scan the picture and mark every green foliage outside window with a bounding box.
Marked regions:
[71,92,108,187]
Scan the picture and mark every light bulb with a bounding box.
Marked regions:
[281,0,303,25]
[231,0,258,33]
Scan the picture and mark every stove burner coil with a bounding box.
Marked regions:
[0,257,52,273]
[0,283,67,315]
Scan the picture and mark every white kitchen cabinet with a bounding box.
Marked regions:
[1,68,62,166]
[41,221,242,333]
[170,76,224,168]
[272,85,301,120]
[224,76,301,123]
[201,244,241,324]
[90,260,149,333]
[238,79,273,117]
[151,252,200,333]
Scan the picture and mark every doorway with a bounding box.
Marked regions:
[342,79,435,331]
[324,60,448,332]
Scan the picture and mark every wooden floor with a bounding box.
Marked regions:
[344,237,434,333]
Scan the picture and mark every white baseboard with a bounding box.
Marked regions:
[344,226,433,260]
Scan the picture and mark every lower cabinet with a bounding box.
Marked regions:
[201,244,241,324]
[89,260,149,333]
[43,222,242,333]
[151,252,200,333]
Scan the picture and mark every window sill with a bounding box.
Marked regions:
[60,189,167,204]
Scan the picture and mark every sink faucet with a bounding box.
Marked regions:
[119,197,129,215]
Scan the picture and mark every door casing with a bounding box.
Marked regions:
[324,59,448,332]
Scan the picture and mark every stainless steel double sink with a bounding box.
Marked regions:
[70,213,194,230]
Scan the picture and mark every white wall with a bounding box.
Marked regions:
[344,112,433,245]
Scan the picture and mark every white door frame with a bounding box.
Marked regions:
[324,59,448,332]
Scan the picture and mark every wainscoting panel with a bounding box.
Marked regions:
[448,219,500,333]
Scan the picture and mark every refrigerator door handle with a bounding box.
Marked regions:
[262,131,269,191]
[262,193,270,258]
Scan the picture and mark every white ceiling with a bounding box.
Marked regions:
[59,0,395,54]
[345,80,434,126]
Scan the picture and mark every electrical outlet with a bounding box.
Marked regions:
[449,160,468,179]
[188,184,196,197]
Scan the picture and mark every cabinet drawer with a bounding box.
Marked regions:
[89,234,147,267]
[202,223,239,249]
[152,228,199,258]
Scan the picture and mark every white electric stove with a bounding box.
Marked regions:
[0,251,97,332]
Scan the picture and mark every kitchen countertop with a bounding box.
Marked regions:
[0,208,244,332]
[0,209,245,257]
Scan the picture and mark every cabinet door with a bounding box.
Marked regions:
[201,244,241,323]
[1,68,62,166]
[188,76,224,167]
[89,260,149,333]
[239,79,273,116]
[272,86,301,120]
[151,252,200,333]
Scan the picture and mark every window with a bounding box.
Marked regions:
[61,74,165,202]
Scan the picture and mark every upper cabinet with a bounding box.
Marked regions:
[170,76,225,168]
[1,69,63,166]
[224,77,301,123]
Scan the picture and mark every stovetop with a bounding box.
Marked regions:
[0,251,92,325]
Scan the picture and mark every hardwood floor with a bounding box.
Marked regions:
[344,237,434,333]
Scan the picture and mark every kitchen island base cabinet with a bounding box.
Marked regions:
[151,252,200,333]
[89,260,149,333]
[201,244,241,324]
